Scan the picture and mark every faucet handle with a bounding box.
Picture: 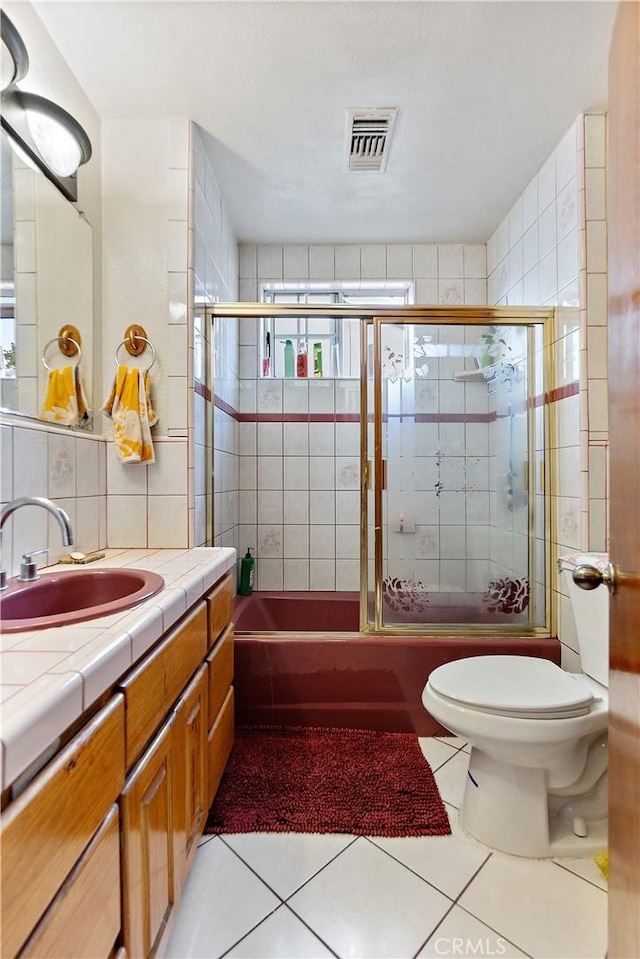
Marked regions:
[19,548,49,582]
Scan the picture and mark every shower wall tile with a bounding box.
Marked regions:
[487,111,608,654]
[309,559,335,591]
[284,559,309,590]
[257,558,284,590]
[236,240,504,591]
[361,245,387,279]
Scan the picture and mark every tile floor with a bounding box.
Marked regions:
[165,736,608,959]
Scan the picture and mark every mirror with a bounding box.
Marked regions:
[1,131,94,427]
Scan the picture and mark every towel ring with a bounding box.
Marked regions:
[114,336,156,371]
[42,335,82,371]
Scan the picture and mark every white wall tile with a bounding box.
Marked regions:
[386,244,413,279]
[335,245,361,279]
[107,494,147,546]
[438,245,463,278]
[360,245,386,279]
[309,245,335,280]
[284,245,309,279]
[257,245,283,279]
[239,244,257,279]
[148,441,188,495]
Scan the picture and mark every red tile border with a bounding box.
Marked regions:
[194,380,212,402]
[213,381,580,423]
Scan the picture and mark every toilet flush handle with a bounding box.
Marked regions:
[573,562,618,595]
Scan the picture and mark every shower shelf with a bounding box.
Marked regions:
[453,369,487,382]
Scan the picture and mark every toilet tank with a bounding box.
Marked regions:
[561,553,609,687]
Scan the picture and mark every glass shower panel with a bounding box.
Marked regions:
[375,319,542,628]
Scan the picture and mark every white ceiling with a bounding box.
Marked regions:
[33,0,617,245]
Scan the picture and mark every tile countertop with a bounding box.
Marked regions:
[0,547,237,792]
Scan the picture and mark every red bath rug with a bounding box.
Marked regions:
[204,725,451,837]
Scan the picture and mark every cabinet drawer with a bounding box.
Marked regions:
[1,696,125,959]
[206,625,234,726]
[207,686,234,806]
[207,573,233,648]
[118,602,208,767]
[20,806,121,959]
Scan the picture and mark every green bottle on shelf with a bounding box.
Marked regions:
[284,339,295,377]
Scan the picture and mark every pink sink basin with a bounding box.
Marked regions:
[0,568,165,632]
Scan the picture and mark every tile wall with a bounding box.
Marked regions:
[101,118,192,548]
[192,124,239,551]
[191,124,239,549]
[487,113,609,664]
[0,418,106,576]
[235,243,489,591]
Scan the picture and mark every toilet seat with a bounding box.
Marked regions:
[429,655,596,719]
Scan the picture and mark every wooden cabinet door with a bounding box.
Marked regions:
[20,806,121,959]
[120,717,178,959]
[173,664,208,879]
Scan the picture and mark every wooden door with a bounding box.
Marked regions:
[173,664,208,877]
[607,3,640,957]
[120,717,178,959]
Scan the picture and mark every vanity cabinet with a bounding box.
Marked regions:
[0,569,235,959]
[118,574,234,959]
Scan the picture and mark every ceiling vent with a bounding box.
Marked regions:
[346,108,398,173]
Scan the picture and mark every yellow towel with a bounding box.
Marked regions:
[594,850,608,879]
[39,365,92,427]
[103,365,158,464]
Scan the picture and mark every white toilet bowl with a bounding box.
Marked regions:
[423,656,608,857]
[422,554,610,858]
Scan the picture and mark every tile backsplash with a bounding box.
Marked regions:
[0,418,106,577]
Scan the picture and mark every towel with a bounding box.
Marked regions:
[39,365,92,427]
[102,365,158,464]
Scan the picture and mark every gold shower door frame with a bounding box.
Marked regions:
[359,307,555,637]
[206,303,555,638]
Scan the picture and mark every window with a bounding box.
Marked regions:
[261,286,412,378]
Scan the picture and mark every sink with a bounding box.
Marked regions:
[0,568,165,632]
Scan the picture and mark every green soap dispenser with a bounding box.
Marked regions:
[239,548,255,595]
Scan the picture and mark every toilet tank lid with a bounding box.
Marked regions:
[429,655,595,716]
[559,552,609,573]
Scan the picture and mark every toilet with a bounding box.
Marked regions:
[422,554,609,857]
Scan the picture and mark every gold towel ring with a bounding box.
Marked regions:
[114,335,156,371]
[42,335,82,372]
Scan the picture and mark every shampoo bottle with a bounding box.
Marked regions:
[296,342,308,377]
[239,548,255,595]
[284,339,295,377]
[313,342,323,377]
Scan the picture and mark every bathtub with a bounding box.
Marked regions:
[233,591,560,735]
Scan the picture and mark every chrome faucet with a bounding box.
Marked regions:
[0,496,74,589]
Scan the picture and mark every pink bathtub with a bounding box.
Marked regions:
[233,591,560,735]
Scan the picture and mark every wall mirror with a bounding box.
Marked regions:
[1,131,94,428]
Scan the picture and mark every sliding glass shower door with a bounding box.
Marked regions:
[362,313,549,633]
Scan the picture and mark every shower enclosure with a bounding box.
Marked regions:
[207,304,554,638]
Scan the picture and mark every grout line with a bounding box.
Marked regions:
[553,858,608,892]
[278,902,341,958]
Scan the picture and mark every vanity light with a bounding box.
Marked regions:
[0,10,29,90]
[0,12,92,202]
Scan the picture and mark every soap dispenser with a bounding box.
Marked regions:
[239,548,255,595]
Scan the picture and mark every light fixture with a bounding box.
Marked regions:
[0,11,92,202]
[1,10,29,91]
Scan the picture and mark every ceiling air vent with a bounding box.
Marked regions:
[346,108,398,172]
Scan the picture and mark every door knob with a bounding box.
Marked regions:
[573,562,617,595]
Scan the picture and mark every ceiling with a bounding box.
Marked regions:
[33,1,617,245]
